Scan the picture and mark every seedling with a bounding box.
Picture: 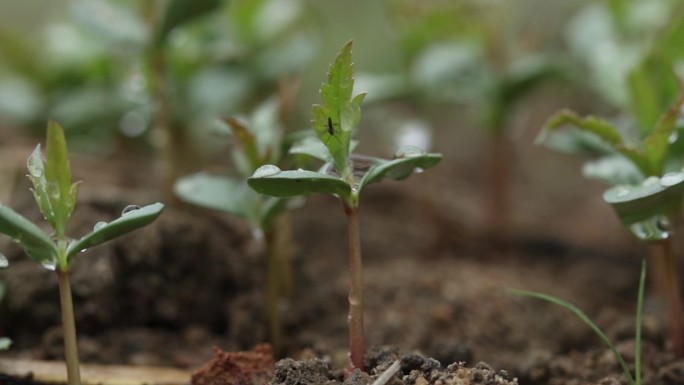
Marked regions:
[174,97,300,356]
[0,121,164,385]
[511,258,647,385]
[248,41,442,371]
[538,76,684,356]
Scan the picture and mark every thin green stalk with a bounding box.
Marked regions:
[343,202,365,371]
[508,288,637,385]
[57,269,81,385]
[635,259,646,385]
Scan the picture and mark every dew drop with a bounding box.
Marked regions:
[394,145,425,158]
[661,172,684,187]
[669,132,679,144]
[41,261,56,271]
[93,221,107,231]
[122,205,141,216]
[252,165,282,178]
[0,253,8,268]
[628,215,672,241]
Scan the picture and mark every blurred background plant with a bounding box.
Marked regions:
[173,97,302,357]
[538,0,684,357]
[0,0,319,199]
[2,0,683,249]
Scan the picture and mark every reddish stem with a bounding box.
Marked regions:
[658,238,684,356]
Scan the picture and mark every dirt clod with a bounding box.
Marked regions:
[191,344,275,385]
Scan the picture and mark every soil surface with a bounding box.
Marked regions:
[2,119,684,385]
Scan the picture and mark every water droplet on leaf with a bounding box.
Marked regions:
[252,165,282,178]
[669,132,679,144]
[661,172,684,187]
[41,261,56,271]
[394,145,425,158]
[93,221,107,231]
[643,176,660,186]
[628,215,672,241]
[122,205,141,216]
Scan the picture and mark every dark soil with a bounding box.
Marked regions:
[1,127,684,385]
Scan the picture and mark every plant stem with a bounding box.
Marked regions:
[343,203,365,371]
[488,132,511,239]
[264,226,284,358]
[57,269,81,385]
[658,238,684,356]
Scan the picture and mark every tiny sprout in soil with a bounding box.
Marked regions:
[0,121,164,385]
[512,258,647,385]
[248,40,442,371]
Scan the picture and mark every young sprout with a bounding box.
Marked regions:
[0,121,164,385]
[538,76,684,356]
[248,41,442,371]
[511,258,647,385]
[174,97,300,357]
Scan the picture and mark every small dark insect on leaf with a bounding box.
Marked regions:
[325,117,342,145]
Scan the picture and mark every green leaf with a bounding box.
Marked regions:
[156,0,223,46]
[540,109,656,177]
[312,41,367,179]
[603,173,684,241]
[289,136,334,163]
[0,205,57,267]
[641,77,684,175]
[174,173,258,221]
[248,166,352,201]
[45,121,78,237]
[66,203,164,262]
[359,147,442,189]
[539,109,623,146]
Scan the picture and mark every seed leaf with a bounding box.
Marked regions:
[0,205,57,266]
[66,203,164,261]
[603,173,684,239]
[174,173,258,221]
[248,168,352,202]
[540,109,657,177]
[359,151,442,190]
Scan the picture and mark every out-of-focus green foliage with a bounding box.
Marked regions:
[0,0,318,152]
[174,97,300,231]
